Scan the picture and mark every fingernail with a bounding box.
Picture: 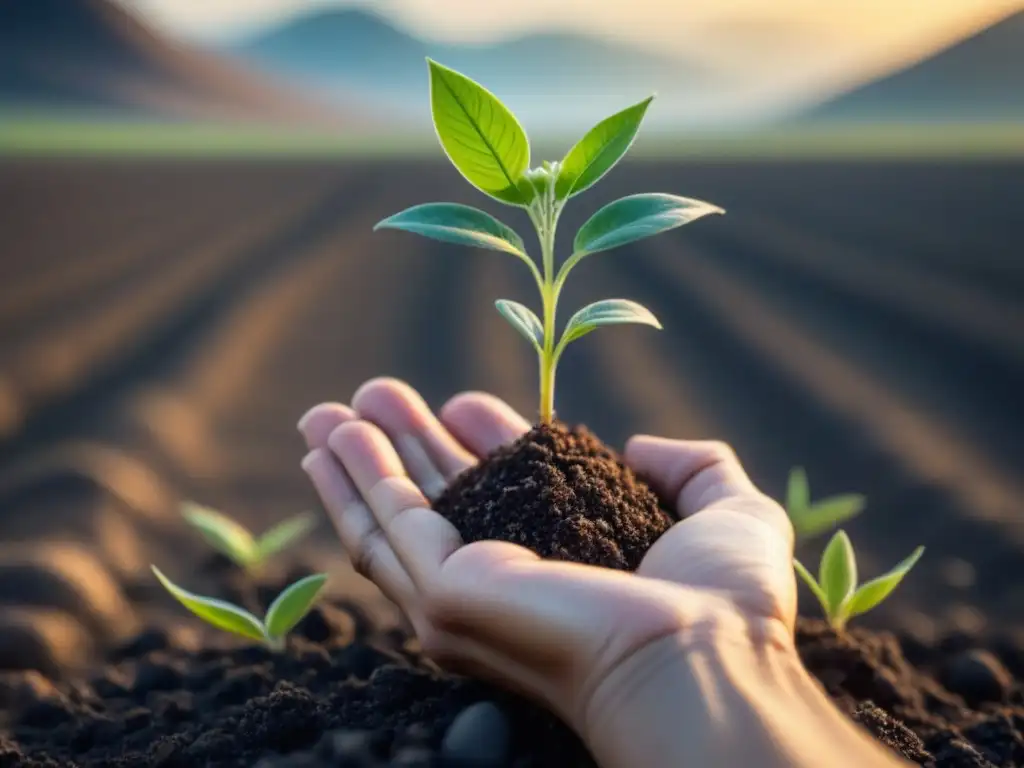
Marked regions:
[297,406,318,435]
[397,434,447,500]
[301,449,321,474]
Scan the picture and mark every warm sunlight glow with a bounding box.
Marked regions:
[121,0,1023,110]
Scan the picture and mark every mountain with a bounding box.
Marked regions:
[803,10,1024,122]
[231,9,710,131]
[0,0,352,124]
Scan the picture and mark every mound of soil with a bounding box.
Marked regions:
[433,423,674,570]
[0,423,1022,766]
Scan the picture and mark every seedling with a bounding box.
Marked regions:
[182,502,317,571]
[375,60,723,423]
[151,567,327,650]
[794,530,924,631]
[785,467,866,539]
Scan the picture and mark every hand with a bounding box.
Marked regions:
[298,379,797,737]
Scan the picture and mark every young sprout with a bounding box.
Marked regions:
[785,467,866,539]
[374,60,723,424]
[182,502,317,571]
[151,567,327,651]
[794,530,924,631]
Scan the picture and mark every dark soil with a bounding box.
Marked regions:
[433,423,674,570]
[1,424,1022,767]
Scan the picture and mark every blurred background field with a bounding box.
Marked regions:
[0,0,1022,671]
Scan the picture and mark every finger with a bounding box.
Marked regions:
[352,378,474,500]
[624,437,791,542]
[429,542,686,671]
[328,420,462,588]
[440,392,531,458]
[420,628,557,714]
[301,448,415,609]
[297,403,356,451]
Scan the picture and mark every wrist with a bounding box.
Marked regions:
[579,596,788,767]
[579,598,906,768]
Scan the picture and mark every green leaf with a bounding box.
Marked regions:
[495,299,544,353]
[151,566,266,642]
[428,59,530,205]
[845,546,925,620]
[264,573,328,639]
[818,530,858,620]
[573,193,724,259]
[559,299,661,347]
[556,96,653,199]
[374,204,528,259]
[786,467,809,516]
[796,495,867,539]
[793,559,830,616]
[257,512,318,561]
[181,502,258,568]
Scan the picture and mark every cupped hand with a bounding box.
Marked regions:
[298,379,795,736]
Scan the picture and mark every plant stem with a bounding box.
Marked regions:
[537,183,560,425]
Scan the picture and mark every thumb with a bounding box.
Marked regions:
[624,436,791,544]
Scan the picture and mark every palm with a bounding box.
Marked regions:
[639,510,796,630]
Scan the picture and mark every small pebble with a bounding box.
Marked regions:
[441,701,511,767]
[941,649,1013,705]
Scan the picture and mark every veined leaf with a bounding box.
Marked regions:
[786,467,810,515]
[495,299,544,353]
[559,299,661,348]
[265,573,328,639]
[573,193,724,258]
[374,204,528,259]
[797,495,866,539]
[257,512,318,561]
[793,559,829,616]
[845,547,925,619]
[182,502,258,567]
[151,566,265,642]
[556,96,653,199]
[428,60,530,205]
[819,530,857,618]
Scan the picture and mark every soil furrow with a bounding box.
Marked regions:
[691,215,1024,489]
[0,166,371,471]
[609,235,1024,628]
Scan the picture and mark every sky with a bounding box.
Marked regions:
[120,0,1023,122]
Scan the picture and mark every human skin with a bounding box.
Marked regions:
[298,378,908,768]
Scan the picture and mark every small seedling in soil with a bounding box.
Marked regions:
[794,530,924,631]
[182,501,317,572]
[150,567,327,651]
[375,59,723,424]
[785,467,866,539]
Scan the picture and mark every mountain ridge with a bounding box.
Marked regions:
[230,8,710,129]
[0,0,352,124]
[802,9,1024,122]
